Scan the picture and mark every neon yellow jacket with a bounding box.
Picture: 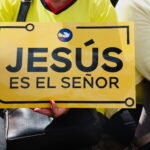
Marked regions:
[0,0,117,22]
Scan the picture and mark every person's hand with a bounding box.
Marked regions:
[33,100,70,118]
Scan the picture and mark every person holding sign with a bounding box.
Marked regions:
[0,0,117,117]
[116,0,150,150]
[0,0,117,150]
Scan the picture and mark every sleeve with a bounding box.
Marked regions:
[116,0,150,81]
[91,0,118,22]
[0,0,20,22]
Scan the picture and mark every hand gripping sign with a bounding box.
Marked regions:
[0,22,135,108]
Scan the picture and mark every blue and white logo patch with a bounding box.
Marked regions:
[57,29,73,42]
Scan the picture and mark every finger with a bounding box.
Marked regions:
[50,100,70,118]
[50,100,61,117]
[33,108,53,116]
[50,100,57,110]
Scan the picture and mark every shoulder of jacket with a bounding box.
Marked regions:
[5,0,21,5]
[1,0,21,9]
[1,0,21,21]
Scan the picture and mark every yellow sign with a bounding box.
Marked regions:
[0,22,135,108]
